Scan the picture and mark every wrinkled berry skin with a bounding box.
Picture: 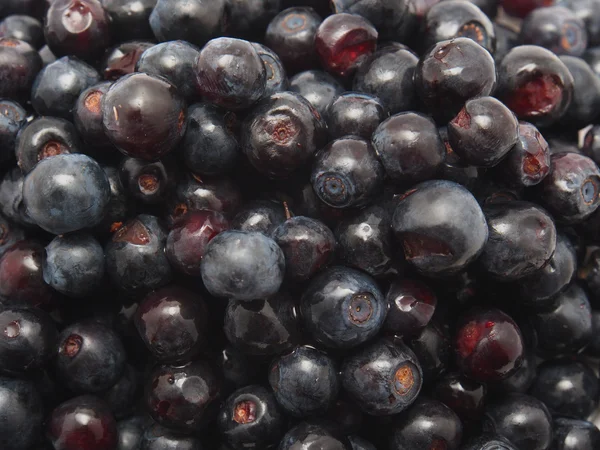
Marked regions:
[43,233,105,298]
[530,284,592,355]
[265,7,322,72]
[0,306,57,374]
[392,180,488,276]
[326,92,386,140]
[195,37,266,111]
[201,230,285,301]
[103,73,186,161]
[479,202,557,281]
[31,55,99,119]
[520,6,587,57]
[421,0,496,54]
[530,359,599,420]
[166,210,230,276]
[372,112,446,184]
[242,91,326,179]
[269,345,339,417]
[23,153,111,235]
[496,45,574,127]
[482,394,552,450]
[0,38,42,102]
[536,152,600,224]
[390,398,463,450]
[311,136,384,209]
[551,418,600,450]
[455,308,525,382]
[315,13,378,77]
[55,321,126,393]
[279,422,351,450]
[415,37,496,123]
[105,215,173,294]
[516,233,576,308]
[0,99,26,167]
[341,339,422,415]
[44,0,111,60]
[47,395,117,450]
[289,69,344,116]
[145,360,221,433]
[448,97,519,168]
[0,377,44,450]
[272,216,336,282]
[180,103,239,177]
[137,40,201,101]
[149,0,225,46]
[301,266,387,349]
[16,116,82,174]
[353,43,418,115]
[384,279,436,337]
[73,81,112,149]
[224,292,300,356]
[496,121,551,187]
[135,286,208,364]
[141,423,203,450]
[433,372,487,421]
[335,204,393,277]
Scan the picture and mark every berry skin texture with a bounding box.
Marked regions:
[551,418,600,450]
[140,423,203,450]
[301,266,387,349]
[269,345,339,418]
[195,37,266,111]
[383,279,437,337]
[311,136,384,209]
[279,422,351,450]
[289,69,344,116]
[326,92,387,140]
[392,180,489,276]
[23,153,111,235]
[455,308,525,382]
[102,72,186,161]
[448,97,519,168]
[47,395,117,450]
[341,338,423,416]
[200,230,285,301]
[433,372,487,421]
[315,13,378,77]
[241,91,326,179]
[0,99,26,167]
[73,81,112,149]
[0,377,43,450]
[0,38,42,102]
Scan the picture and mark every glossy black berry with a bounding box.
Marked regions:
[0,15,43,49]
[384,279,437,337]
[0,377,43,450]
[279,422,351,450]
[551,418,600,450]
[73,81,112,149]
[102,0,155,41]
[119,156,177,205]
[326,92,386,140]
[102,41,153,81]
[558,55,600,128]
[289,69,344,116]
[251,42,289,96]
[433,372,487,421]
[0,99,26,167]
[140,423,203,450]
[0,38,42,102]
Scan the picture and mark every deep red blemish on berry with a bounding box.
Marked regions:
[157,400,170,417]
[485,321,495,328]
[452,107,471,129]
[113,219,150,245]
[401,233,454,260]
[456,321,483,358]
[63,334,83,357]
[506,74,563,117]
[233,400,257,424]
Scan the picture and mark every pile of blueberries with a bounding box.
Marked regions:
[4,0,600,449]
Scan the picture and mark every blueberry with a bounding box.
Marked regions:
[55,321,126,393]
[105,215,173,294]
[101,364,138,420]
[265,7,322,72]
[218,346,263,389]
[269,345,339,417]
[455,308,524,382]
[0,99,25,167]
[582,124,600,166]
[225,0,281,40]
[242,91,326,179]
[195,37,266,110]
[201,230,285,301]
[144,360,221,432]
[315,13,378,77]
[271,215,336,281]
[0,306,57,374]
[47,395,117,450]
[558,55,600,128]
[301,266,387,349]
[102,0,156,41]
[448,97,519,167]
[119,155,178,205]
[278,422,351,450]
[232,199,287,236]
[31,56,100,119]
[433,372,487,421]
[551,418,600,450]
[0,212,24,258]
[141,423,204,450]
[392,180,488,276]
[0,38,42,101]
[73,81,113,151]
[372,112,446,183]
[251,43,289,97]
[224,292,300,356]
[135,285,208,363]
[493,347,537,395]
[289,69,344,117]
[117,415,149,450]
[102,41,154,81]
[390,398,463,450]
[326,92,387,140]
[530,359,599,419]
[461,434,518,450]
[0,377,43,450]
[341,338,422,415]
[43,232,105,298]
[406,321,452,384]
[94,165,131,235]
[384,279,437,337]
[102,72,187,160]
[415,37,497,123]
[311,136,384,209]
[479,201,557,280]
[0,15,44,49]
[137,40,201,100]
[23,153,110,234]
[353,43,418,115]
